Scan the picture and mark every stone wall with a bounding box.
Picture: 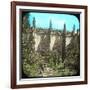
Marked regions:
[32,29,72,51]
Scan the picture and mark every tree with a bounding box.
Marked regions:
[49,19,52,30]
[62,23,66,63]
[47,20,52,51]
[22,13,30,33]
[71,24,75,36]
[22,12,35,77]
[52,32,62,65]
[37,20,51,55]
[65,28,80,76]
[32,17,36,29]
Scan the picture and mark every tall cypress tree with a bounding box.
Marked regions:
[32,17,36,29]
[71,24,75,36]
[49,19,52,30]
[62,23,66,63]
[47,20,52,50]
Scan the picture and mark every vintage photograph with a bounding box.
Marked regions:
[11,2,87,88]
[21,11,80,78]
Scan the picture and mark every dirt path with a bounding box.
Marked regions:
[42,67,55,77]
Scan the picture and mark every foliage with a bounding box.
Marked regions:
[21,13,80,78]
[32,17,36,29]
[65,32,80,75]
[62,23,66,63]
[22,12,35,77]
[49,20,52,30]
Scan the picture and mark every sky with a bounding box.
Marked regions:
[29,12,80,32]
